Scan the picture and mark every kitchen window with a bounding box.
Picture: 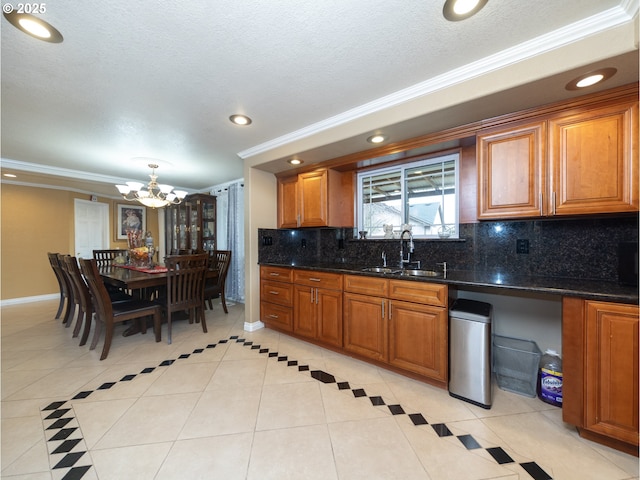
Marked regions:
[357,152,459,239]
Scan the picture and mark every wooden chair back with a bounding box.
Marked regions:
[204,250,232,313]
[47,252,69,320]
[93,249,125,268]
[162,253,209,344]
[62,255,93,346]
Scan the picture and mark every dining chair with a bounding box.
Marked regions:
[47,252,70,320]
[62,255,94,345]
[79,258,162,360]
[204,250,232,313]
[157,253,209,344]
[57,254,80,331]
[92,249,126,267]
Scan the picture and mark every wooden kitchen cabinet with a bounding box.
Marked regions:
[563,297,639,455]
[293,270,343,347]
[478,97,638,219]
[277,168,354,228]
[388,281,448,382]
[260,266,294,332]
[343,275,448,385]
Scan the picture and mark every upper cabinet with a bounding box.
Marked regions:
[277,168,354,228]
[165,193,217,253]
[477,95,638,219]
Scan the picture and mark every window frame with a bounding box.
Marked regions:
[356,152,460,239]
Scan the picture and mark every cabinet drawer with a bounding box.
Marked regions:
[344,275,389,296]
[260,265,293,283]
[389,280,447,307]
[260,280,293,307]
[293,270,343,290]
[260,301,293,332]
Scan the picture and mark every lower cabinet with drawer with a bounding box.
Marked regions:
[293,270,343,347]
[260,266,294,332]
[344,275,448,386]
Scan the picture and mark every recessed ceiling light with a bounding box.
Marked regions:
[565,68,617,91]
[367,134,387,144]
[3,173,17,178]
[3,11,63,43]
[443,0,487,21]
[288,158,303,165]
[229,114,252,126]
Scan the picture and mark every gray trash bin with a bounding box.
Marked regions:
[449,298,492,409]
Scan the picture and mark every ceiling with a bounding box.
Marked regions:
[1,1,638,198]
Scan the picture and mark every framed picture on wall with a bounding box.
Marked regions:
[115,203,146,240]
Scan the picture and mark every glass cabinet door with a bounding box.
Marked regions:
[165,193,216,253]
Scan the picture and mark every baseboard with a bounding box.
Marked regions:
[244,320,264,332]
[1,294,59,306]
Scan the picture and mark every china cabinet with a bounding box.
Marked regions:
[165,193,216,253]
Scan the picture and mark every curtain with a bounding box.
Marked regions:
[214,181,245,303]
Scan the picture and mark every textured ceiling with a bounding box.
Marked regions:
[1,0,638,196]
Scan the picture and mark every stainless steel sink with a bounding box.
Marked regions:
[362,267,400,274]
[401,269,440,277]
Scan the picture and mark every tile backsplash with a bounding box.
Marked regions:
[258,215,639,282]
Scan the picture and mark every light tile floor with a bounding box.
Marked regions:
[1,299,638,480]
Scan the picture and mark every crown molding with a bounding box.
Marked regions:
[238,4,636,160]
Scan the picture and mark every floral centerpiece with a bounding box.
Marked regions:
[127,229,151,267]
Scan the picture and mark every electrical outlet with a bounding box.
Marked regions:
[262,236,273,246]
[301,238,307,248]
[516,239,529,254]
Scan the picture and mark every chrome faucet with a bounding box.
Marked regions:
[382,251,387,267]
[400,229,414,267]
[436,261,448,277]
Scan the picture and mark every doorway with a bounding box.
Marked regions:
[74,199,110,258]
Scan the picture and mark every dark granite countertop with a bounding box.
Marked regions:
[259,261,639,305]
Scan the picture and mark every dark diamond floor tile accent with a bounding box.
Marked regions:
[60,465,91,479]
[298,365,309,371]
[457,434,481,450]
[370,396,385,406]
[219,339,228,343]
[277,356,288,362]
[311,370,336,383]
[229,336,238,339]
[268,352,278,357]
[432,423,453,437]
[178,354,190,359]
[207,344,217,348]
[388,404,405,415]
[98,382,116,390]
[352,388,367,398]
[287,360,298,366]
[49,428,77,441]
[487,446,514,464]
[53,451,85,469]
[47,418,73,430]
[72,391,92,400]
[160,360,175,366]
[193,348,204,353]
[251,345,260,349]
[236,338,245,343]
[520,462,552,480]
[43,401,66,411]
[337,382,350,390]
[45,409,71,420]
[244,341,253,346]
[51,439,82,454]
[409,413,428,426]
[141,367,155,373]
[120,374,136,381]
[259,348,269,353]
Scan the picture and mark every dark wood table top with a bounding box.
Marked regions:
[99,265,218,291]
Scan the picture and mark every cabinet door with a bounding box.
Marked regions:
[298,170,328,227]
[260,301,293,332]
[278,176,299,228]
[343,292,387,362]
[293,284,316,339]
[317,288,343,347]
[549,101,638,215]
[584,301,639,446]
[389,300,448,382]
[477,121,546,219]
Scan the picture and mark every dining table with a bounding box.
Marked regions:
[99,264,219,336]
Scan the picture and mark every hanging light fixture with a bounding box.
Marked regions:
[115,164,188,209]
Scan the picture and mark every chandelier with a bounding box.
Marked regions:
[115,164,188,209]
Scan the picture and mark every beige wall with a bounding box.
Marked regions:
[1,184,159,301]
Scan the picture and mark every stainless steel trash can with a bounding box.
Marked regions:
[449,298,492,409]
